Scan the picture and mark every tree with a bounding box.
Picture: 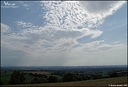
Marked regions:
[31,77,48,84]
[62,72,78,82]
[92,74,103,80]
[0,79,4,85]
[48,76,59,83]
[109,72,119,77]
[9,70,26,84]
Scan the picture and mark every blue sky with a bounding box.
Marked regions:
[1,1,127,66]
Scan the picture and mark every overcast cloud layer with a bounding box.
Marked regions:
[1,1,127,66]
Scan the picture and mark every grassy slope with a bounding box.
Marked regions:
[1,71,36,85]
[1,71,13,84]
[1,76,127,87]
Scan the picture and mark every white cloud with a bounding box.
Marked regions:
[18,1,30,10]
[1,1,127,66]
[79,1,126,18]
[1,22,103,54]
[41,1,126,31]
[43,1,98,29]
[65,41,127,66]
[16,21,34,28]
[1,23,11,33]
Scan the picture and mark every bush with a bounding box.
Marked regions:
[31,77,48,84]
[48,76,59,83]
[0,79,4,85]
[109,72,119,77]
[62,72,78,82]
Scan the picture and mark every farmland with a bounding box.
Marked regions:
[1,65,127,86]
[1,76,127,87]
[24,71,51,75]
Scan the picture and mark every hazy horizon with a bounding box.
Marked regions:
[1,64,127,67]
[1,1,127,66]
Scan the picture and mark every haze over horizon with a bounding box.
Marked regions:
[1,1,127,66]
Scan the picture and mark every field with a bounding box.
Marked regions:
[1,71,13,85]
[1,71,61,85]
[25,71,51,75]
[1,66,127,86]
[1,76,127,87]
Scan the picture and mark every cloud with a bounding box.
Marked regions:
[1,46,27,66]
[41,1,101,29]
[64,41,127,66]
[18,1,30,10]
[16,21,34,28]
[1,23,11,33]
[1,22,103,54]
[79,1,126,18]
[1,1,127,66]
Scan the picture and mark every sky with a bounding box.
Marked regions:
[1,1,127,66]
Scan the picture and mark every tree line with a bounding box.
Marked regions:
[1,70,127,85]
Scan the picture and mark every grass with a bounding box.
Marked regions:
[1,76,127,87]
[48,74,62,79]
[24,75,35,83]
[1,71,36,85]
[1,71,13,85]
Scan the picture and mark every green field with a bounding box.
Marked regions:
[1,71,13,85]
[1,76,127,87]
[1,71,36,85]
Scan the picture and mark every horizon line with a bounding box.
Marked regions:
[1,64,127,67]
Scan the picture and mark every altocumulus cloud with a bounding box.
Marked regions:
[1,1,127,66]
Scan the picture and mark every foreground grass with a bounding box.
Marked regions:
[1,71,13,85]
[1,71,37,84]
[1,76,127,87]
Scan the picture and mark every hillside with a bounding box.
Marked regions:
[1,76,127,87]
